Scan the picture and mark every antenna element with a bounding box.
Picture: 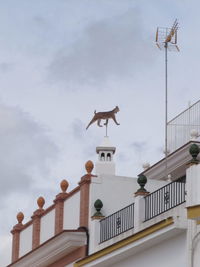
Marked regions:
[155,20,180,179]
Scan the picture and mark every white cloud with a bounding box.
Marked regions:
[0,103,57,195]
[0,102,58,266]
[47,8,155,88]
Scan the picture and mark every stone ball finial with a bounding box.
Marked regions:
[17,212,24,224]
[142,162,150,170]
[60,179,69,193]
[93,199,103,217]
[37,196,45,209]
[137,174,147,193]
[189,144,200,163]
[94,199,103,211]
[85,160,94,174]
[190,129,199,140]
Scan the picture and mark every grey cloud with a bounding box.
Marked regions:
[0,103,59,266]
[83,141,98,158]
[71,118,85,140]
[33,15,47,27]
[0,103,58,197]
[130,141,147,152]
[0,62,14,73]
[70,118,99,158]
[117,152,129,162]
[47,8,155,87]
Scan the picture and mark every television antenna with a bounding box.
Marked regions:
[155,19,179,179]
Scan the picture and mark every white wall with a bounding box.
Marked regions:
[89,174,174,254]
[186,164,200,207]
[96,161,115,175]
[193,231,200,267]
[89,174,136,254]
[63,191,80,229]
[40,209,55,244]
[90,175,136,219]
[19,225,32,257]
[110,233,186,267]
[89,174,168,219]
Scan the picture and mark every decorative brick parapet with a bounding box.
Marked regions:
[10,175,86,265]
[54,180,69,235]
[31,197,45,249]
[11,212,24,262]
[79,160,96,228]
[79,174,91,228]
[54,193,67,234]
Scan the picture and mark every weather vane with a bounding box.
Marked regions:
[86,106,120,136]
[156,19,179,179]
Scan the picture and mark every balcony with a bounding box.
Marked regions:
[99,178,186,243]
[144,177,186,221]
[100,203,134,243]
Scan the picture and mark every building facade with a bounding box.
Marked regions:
[7,135,200,267]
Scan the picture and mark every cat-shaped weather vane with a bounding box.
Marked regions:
[86,106,120,136]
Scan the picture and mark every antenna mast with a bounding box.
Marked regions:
[155,19,179,179]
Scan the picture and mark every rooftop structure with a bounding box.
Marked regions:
[7,127,200,267]
[167,99,200,153]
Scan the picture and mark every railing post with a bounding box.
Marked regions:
[134,174,149,229]
[54,180,69,235]
[90,217,102,254]
[79,160,96,228]
[31,197,45,249]
[134,195,146,231]
[11,212,24,262]
[186,144,200,220]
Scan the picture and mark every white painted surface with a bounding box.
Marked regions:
[63,191,80,229]
[40,209,55,244]
[11,232,86,267]
[90,174,168,220]
[90,175,136,220]
[90,219,101,252]
[193,231,200,267]
[143,142,199,181]
[134,196,145,230]
[89,173,168,254]
[109,233,187,267]
[96,137,116,175]
[19,225,32,257]
[186,164,200,208]
[99,137,114,147]
[95,161,115,175]
[88,222,186,267]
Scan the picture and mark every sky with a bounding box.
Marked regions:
[0,0,200,266]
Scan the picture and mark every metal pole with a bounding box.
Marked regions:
[165,42,168,179]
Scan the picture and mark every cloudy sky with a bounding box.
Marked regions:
[0,0,200,265]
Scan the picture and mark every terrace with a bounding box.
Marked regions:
[99,177,186,243]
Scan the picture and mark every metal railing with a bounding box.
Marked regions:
[100,203,134,243]
[144,177,186,221]
[167,100,200,153]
